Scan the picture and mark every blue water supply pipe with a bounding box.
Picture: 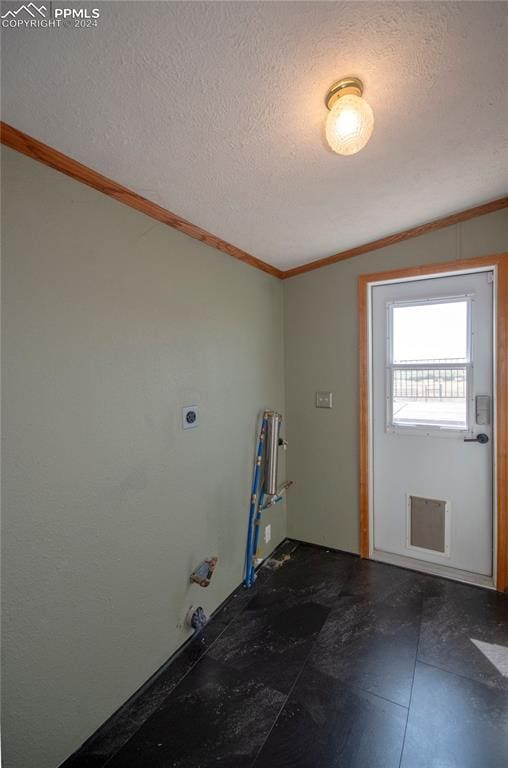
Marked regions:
[244,411,291,588]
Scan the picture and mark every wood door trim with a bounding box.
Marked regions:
[0,121,283,279]
[358,254,508,591]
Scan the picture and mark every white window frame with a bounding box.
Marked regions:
[385,294,475,437]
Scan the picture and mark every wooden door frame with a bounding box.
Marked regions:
[359,253,508,591]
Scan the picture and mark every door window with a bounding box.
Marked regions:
[386,297,472,431]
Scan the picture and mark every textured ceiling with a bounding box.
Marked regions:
[2,1,507,269]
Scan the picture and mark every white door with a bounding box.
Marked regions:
[372,271,494,581]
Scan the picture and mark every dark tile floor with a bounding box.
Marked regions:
[68,540,508,768]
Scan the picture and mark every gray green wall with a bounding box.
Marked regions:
[1,147,286,768]
[284,209,508,552]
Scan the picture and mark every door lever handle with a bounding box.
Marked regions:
[464,433,489,444]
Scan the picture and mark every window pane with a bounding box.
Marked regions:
[392,367,467,429]
[392,301,468,363]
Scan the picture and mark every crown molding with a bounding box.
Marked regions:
[0,121,283,279]
[282,196,508,279]
[2,121,506,281]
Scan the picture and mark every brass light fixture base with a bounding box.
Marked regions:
[325,77,364,110]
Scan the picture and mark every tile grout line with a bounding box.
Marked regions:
[247,624,323,768]
[305,559,415,713]
[338,681,409,712]
[398,591,425,768]
[415,657,503,689]
[310,562,416,713]
[248,553,362,768]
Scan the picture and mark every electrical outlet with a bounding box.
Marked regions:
[182,405,199,429]
[264,524,271,544]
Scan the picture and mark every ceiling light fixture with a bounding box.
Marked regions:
[325,77,374,156]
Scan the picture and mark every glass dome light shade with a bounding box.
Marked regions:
[325,93,374,156]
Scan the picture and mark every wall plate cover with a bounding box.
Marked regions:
[316,391,333,408]
[182,405,199,429]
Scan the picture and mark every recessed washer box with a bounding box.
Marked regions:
[182,405,199,429]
